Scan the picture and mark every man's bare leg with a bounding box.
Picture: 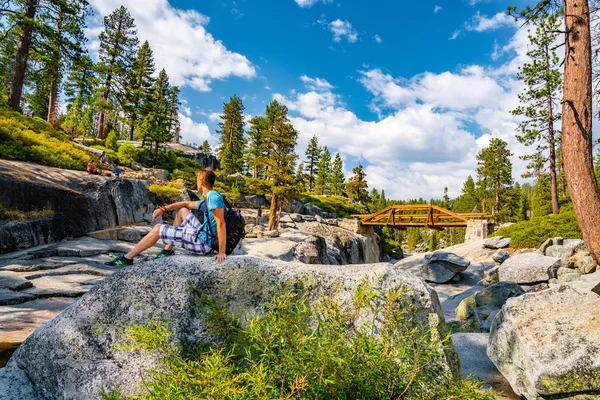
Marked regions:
[124,224,161,260]
[163,207,191,252]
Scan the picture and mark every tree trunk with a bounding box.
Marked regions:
[268,194,278,231]
[97,75,111,139]
[47,7,63,129]
[154,140,159,166]
[562,0,600,262]
[546,45,559,214]
[129,117,136,141]
[8,0,38,111]
[253,165,258,179]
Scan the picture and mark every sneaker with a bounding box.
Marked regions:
[104,255,133,267]
[154,249,175,259]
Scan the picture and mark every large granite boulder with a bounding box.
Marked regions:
[235,195,270,209]
[0,256,460,399]
[487,286,600,400]
[498,253,561,284]
[484,236,511,249]
[302,203,324,216]
[419,251,470,283]
[0,160,152,252]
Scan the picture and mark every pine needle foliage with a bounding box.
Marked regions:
[108,280,495,400]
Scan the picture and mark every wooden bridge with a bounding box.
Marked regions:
[355,204,491,230]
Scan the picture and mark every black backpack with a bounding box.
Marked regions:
[199,198,246,255]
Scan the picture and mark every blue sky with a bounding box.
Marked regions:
[86,0,537,199]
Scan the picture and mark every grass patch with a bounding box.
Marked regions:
[106,280,494,400]
[0,204,54,221]
[492,210,581,248]
[300,194,367,218]
[0,102,95,170]
[148,183,181,204]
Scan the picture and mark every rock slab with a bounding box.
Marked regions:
[420,251,470,283]
[498,253,561,284]
[487,286,600,400]
[0,256,460,399]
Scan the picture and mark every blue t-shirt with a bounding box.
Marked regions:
[197,190,225,244]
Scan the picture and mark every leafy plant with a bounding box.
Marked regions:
[299,194,367,218]
[117,142,138,166]
[108,280,494,400]
[491,209,581,248]
[148,183,180,204]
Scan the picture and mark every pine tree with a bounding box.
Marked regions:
[79,106,94,138]
[476,138,513,215]
[262,100,298,230]
[124,41,155,140]
[453,176,479,213]
[62,95,84,136]
[295,162,307,192]
[140,69,172,164]
[443,187,450,209]
[96,6,138,139]
[314,146,331,195]
[200,140,212,156]
[329,152,345,196]
[167,85,181,143]
[511,12,562,214]
[64,54,95,107]
[304,135,321,192]
[347,163,369,204]
[217,95,245,174]
[246,116,267,178]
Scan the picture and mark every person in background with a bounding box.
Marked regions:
[112,164,122,178]
[104,168,227,266]
[86,161,100,175]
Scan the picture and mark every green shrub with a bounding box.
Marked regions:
[105,131,119,151]
[117,142,138,166]
[148,183,181,204]
[300,194,367,218]
[90,145,119,165]
[0,105,95,170]
[155,150,203,189]
[109,280,494,400]
[381,226,403,258]
[491,210,581,248]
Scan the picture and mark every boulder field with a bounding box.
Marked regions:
[0,256,459,399]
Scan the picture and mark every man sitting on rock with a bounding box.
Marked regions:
[105,168,227,266]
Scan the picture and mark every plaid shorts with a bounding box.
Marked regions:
[159,213,212,255]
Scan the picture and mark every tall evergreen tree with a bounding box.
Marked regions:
[140,68,172,164]
[304,135,321,192]
[166,85,180,143]
[329,152,345,196]
[314,146,331,195]
[245,116,267,178]
[64,54,95,107]
[200,140,212,156]
[217,95,245,174]
[347,163,369,204]
[476,138,513,215]
[262,100,298,230]
[124,40,155,140]
[511,12,562,214]
[96,6,138,139]
[453,175,479,213]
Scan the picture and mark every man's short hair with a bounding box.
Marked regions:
[196,168,216,187]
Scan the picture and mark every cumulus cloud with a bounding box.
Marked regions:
[300,75,335,91]
[466,12,516,32]
[179,114,215,147]
[87,0,256,92]
[329,19,358,43]
[294,0,334,7]
[373,34,382,44]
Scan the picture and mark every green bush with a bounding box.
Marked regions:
[105,131,119,151]
[0,105,95,170]
[117,142,138,166]
[108,280,494,400]
[300,194,367,218]
[90,145,119,165]
[155,150,203,189]
[148,183,181,204]
[491,210,581,248]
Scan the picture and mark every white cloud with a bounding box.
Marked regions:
[300,75,335,91]
[434,5,442,13]
[178,114,216,147]
[329,19,358,43]
[264,85,272,90]
[373,34,382,44]
[87,0,256,92]
[294,0,334,7]
[466,11,516,32]
[182,105,192,117]
[449,30,460,40]
[208,112,221,121]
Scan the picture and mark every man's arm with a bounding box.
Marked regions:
[212,207,227,263]
[151,201,199,221]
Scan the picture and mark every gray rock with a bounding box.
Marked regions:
[563,239,586,253]
[0,288,35,305]
[301,215,316,222]
[302,203,323,216]
[0,271,33,290]
[492,249,510,264]
[498,253,561,284]
[488,286,600,400]
[576,255,597,274]
[262,230,280,238]
[235,195,270,209]
[546,245,575,267]
[474,281,524,309]
[1,256,460,399]
[483,236,511,249]
[0,364,37,400]
[294,236,328,264]
[314,214,324,223]
[289,199,305,214]
[538,238,553,255]
[483,265,500,284]
[557,267,581,283]
[553,237,564,246]
[290,213,302,223]
[479,309,500,332]
[279,214,294,223]
[451,333,505,384]
[420,252,470,283]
